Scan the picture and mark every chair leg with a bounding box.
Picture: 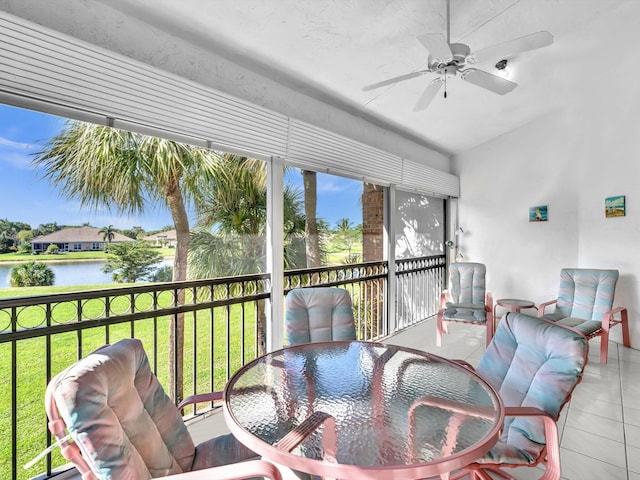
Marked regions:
[600,330,609,364]
[485,313,494,347]
[437,313,445,347]
[621,308,631,347]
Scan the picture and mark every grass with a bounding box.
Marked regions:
[0,283,257,479]
[0,248,175,263]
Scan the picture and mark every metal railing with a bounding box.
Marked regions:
[1,255,446,480]
[2,275,269,480]
[395,254,447,329]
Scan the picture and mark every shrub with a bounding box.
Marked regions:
[151,265,174,282]
[45,244,60,254]
[10,261,55,287]
[17,242,32,254]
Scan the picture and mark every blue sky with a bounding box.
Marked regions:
[0,104,362,232]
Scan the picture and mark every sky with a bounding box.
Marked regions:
[0,104,362,232]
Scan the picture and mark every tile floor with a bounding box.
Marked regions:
[187,316,640,480]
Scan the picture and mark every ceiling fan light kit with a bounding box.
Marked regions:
[362,3,554,111]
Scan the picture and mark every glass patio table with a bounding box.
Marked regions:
[223,341,504,480]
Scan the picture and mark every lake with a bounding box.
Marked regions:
[0,258,174,287]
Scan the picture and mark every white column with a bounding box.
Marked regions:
[385,184,397,336]
[266,156,285,352]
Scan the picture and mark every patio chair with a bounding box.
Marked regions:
[437,262,494,347]
[44,338,282,480]
[538,268,630,363]
[452,312,589,480]
[285,287,356,345]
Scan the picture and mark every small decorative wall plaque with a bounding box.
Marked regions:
[529,205,548,222]
[605,195,625,218]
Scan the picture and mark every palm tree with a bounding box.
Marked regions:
[99,224,116,246]
[10,261,55,287]
[302,170,321,268]
[32,121,221,402]
[189,155,306,354]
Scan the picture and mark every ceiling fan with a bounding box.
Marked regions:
[362,7,553,111]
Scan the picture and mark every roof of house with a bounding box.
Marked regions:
[143,229,177,241]
[33,226,135,243]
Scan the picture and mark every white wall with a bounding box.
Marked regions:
[453,78,640,347]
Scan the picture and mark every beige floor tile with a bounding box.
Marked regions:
[559,448,627,480]
[561,426,626,468]
[568,395,623,422]
[564,409,624,442]
[628,444,640,474]
[626,423,640,449]
[624,405,640,427]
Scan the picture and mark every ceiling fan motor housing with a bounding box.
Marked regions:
[428,42,470,72]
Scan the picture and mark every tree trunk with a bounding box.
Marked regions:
[166,176,189,403]
[256,299,266,356]
[302,170,321,268]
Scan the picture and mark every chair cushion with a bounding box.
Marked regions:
[285,287,356,345]
[556,317,602,336]
[50,339,196,478]
[554,268,618,321]
[448,262,487,305]
[442,305,487,323]
[475,312,588,465]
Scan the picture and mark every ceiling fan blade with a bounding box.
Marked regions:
[362,70,430,91]
[416,33,453,63]
[460,68,517,95]
[467,31,553,65]
[413,79,443,111]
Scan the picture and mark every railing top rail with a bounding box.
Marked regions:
[284,260,387,276]
[0,273,271,307]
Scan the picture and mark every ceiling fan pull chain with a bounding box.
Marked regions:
[444,74,447,99]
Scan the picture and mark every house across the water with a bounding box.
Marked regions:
[31,226,135,253]
[143,229,177,248]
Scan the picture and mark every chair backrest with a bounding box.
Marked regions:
[45,339,196,479]
[448,262,487,305]
[285,287,356,345]
[555,268,619,320]
[477,312,588,461]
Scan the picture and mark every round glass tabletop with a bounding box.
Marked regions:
[224,341,503,479]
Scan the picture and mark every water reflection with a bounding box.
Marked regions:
[0,258,173,287]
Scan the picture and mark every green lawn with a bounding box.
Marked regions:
[1,283,257,479]
[0,248,175,263]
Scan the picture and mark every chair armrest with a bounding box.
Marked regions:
[485,291,494,312]
[606,306,628,317]
[440,289,451,309]
[603,306,628,330]
[502,406,560,480]
[161,459,283,480]
[537,299,557,316]
[178,391,223,411]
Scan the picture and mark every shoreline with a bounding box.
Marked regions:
[0,255,175,265]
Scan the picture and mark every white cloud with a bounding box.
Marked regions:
[0,136,38,169]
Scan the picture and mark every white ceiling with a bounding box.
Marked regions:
[99,0,640,155]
